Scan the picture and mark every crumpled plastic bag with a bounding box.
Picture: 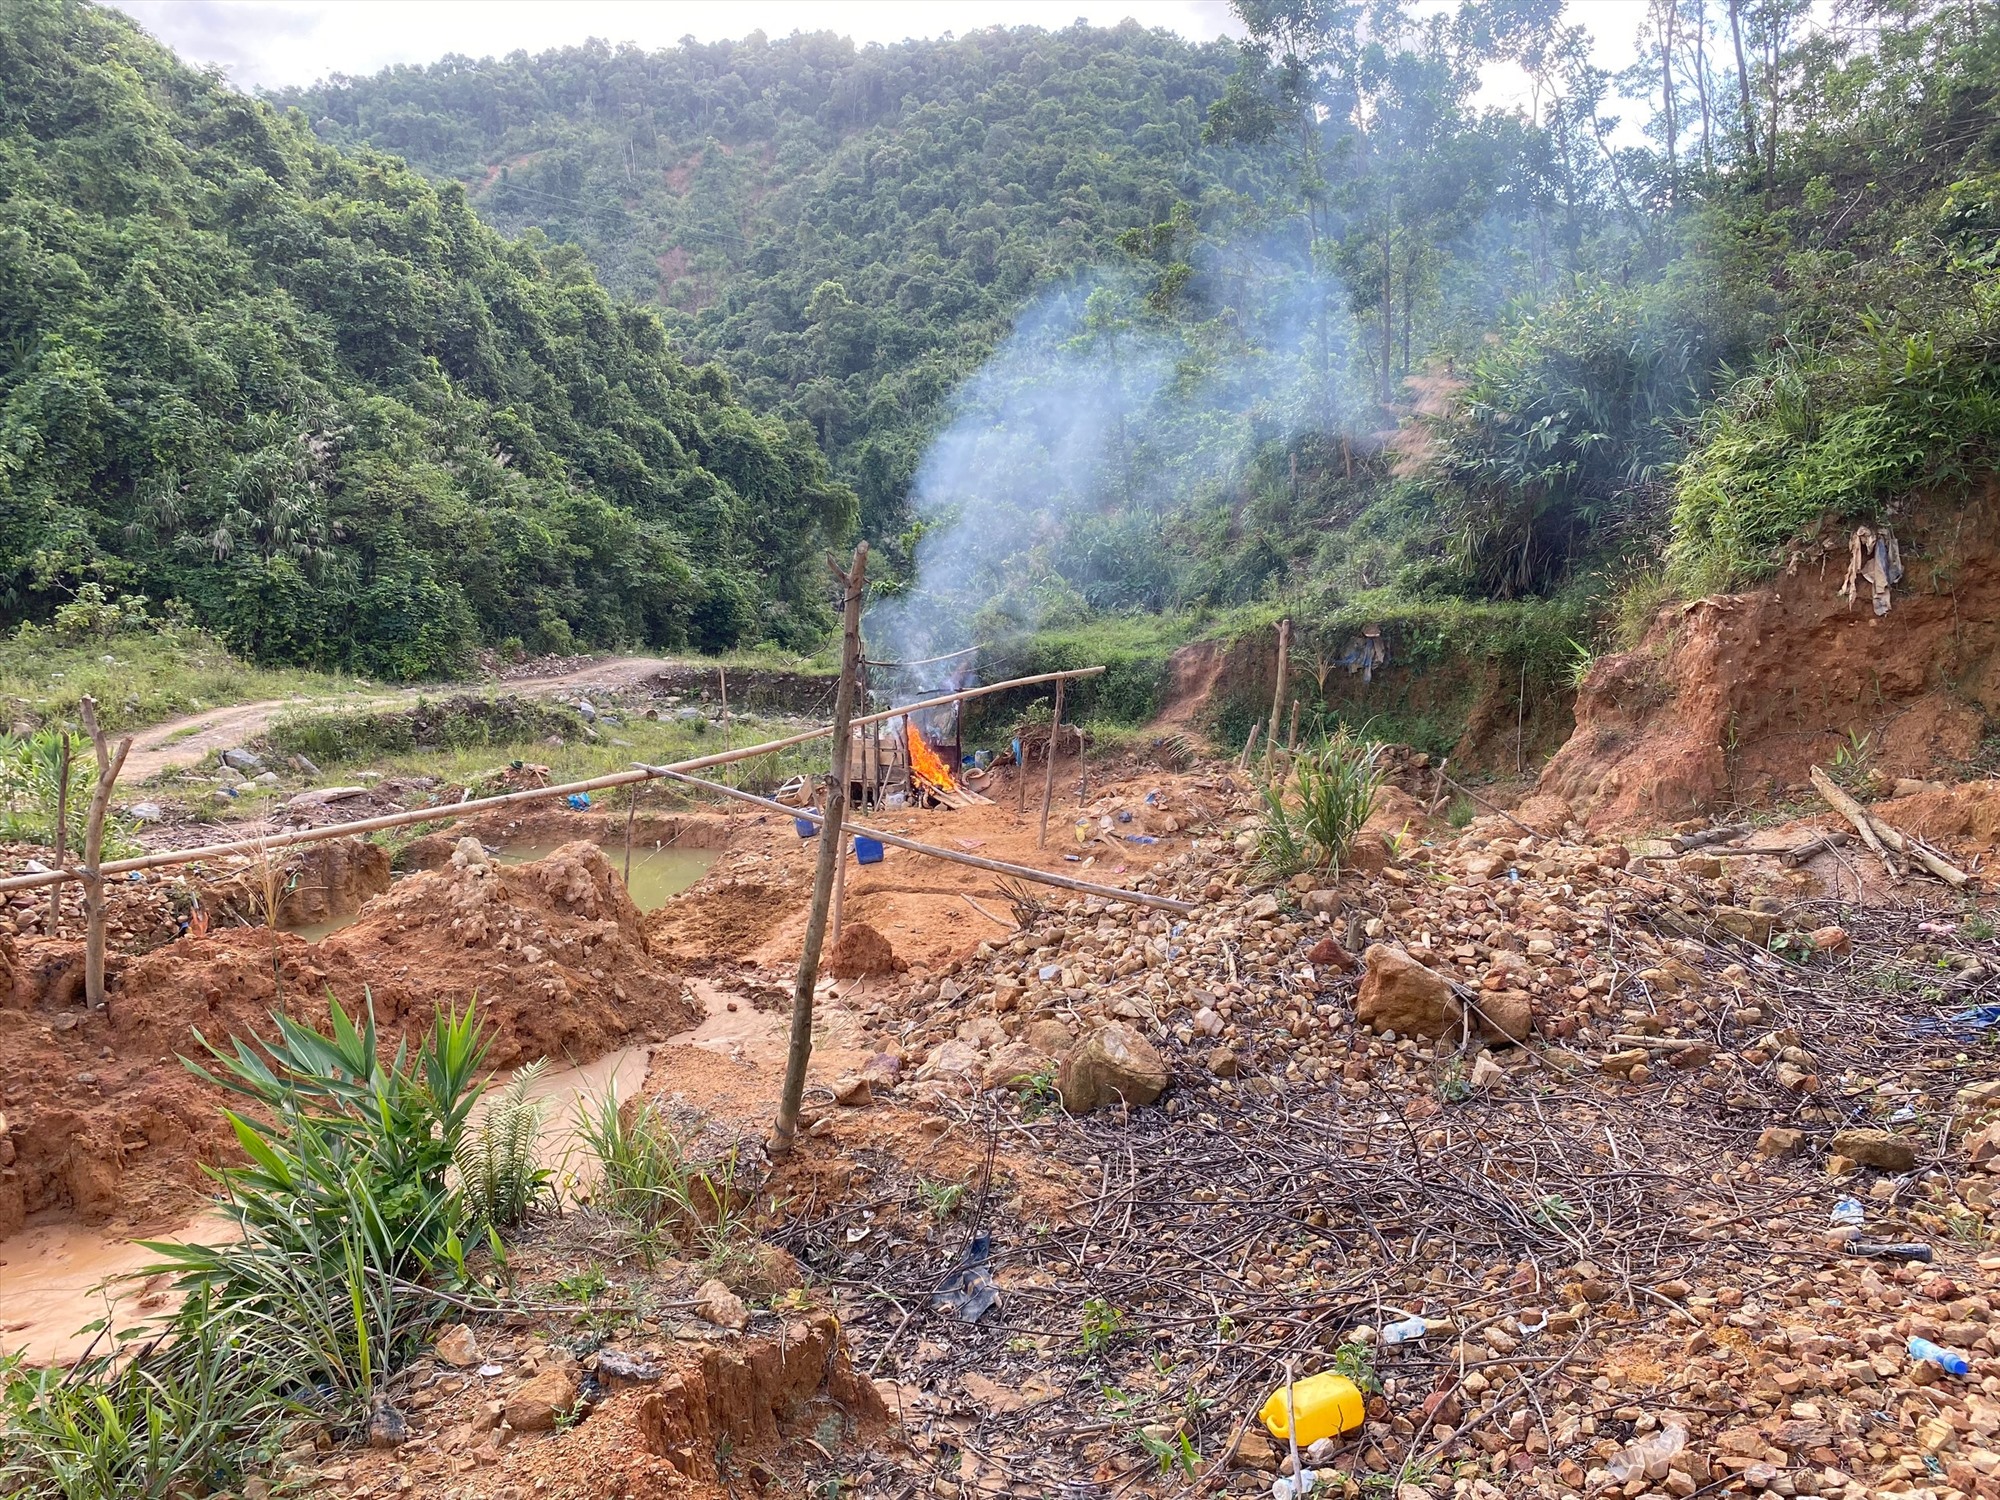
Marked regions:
[1606,1422,1686,1484]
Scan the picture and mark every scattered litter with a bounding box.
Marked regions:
[1379,1312,1428,1345]
[1830,1198,1865,1227]
[1259,1370,1364,1445]
[476,1363,504,1378]
[1849,1241,1933,1262]
[1909,1335,1970,1376]
[1839,523,1903,615]
[933,1233,1000,1323]
[127,801,163,822]
[1606,1422,1686,1484]
[565,792,591,810]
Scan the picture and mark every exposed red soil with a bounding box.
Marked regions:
[1542,493,2000,831]
[0,842,696,1237]
[644,763,1223,975]
[826,920,905,978]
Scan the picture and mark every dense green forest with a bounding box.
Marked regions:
[5,0,1997,699]
[280,0,2000,686]
[0,0,856,676]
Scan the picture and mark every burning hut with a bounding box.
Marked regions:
[847,650,988,810]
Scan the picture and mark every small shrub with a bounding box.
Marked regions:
[1078,1297,1127,1358]
[1256,731,1382,878]
[457,1060,553,1231]
[577,1090,750,1260]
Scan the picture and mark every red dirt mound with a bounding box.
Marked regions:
[0,842,696,1235]
[827,920,906,979]
[1542,494,2000,831]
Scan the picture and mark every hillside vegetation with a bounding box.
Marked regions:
[6,0,1998,736]
[0,0,855,678]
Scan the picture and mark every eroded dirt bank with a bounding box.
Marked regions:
[1545,495,2000,830]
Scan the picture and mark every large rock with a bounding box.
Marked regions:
[1832,1128,1917,1173]
[1356,946,1462,1039]
[1058,1023,1168,1113]
[504,1364,580,1432]
[1469,989,1534,1043]
[984,1041,1054,1092]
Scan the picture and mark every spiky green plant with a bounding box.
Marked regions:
[457,1060,552,1231]
[181,992,486,1268]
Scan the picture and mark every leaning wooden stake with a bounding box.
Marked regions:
[772,542,867,1157]
[1265,618,1290,775]
[1038,679,1065,848]
[1287,698,1301,753]
[76,698,132,1014]
[1238,722,1260,771]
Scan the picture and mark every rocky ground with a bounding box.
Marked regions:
[9,740,2000,1500]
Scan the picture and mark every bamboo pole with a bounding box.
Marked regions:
[1809,765,1898,880]
[1265,618,1290,775]
[648,768,1200,914]
[48,734,71,937]
[850,666,1102,735]
[1038,679,1065,848]
[76,698,131,1012]
[0,665,1111,899]
[773,542,867,1157]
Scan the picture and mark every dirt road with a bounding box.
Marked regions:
[118,656,679,783]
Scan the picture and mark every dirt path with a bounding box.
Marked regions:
[117,656,681,783]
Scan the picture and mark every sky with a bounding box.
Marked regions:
[111,0,1649,104]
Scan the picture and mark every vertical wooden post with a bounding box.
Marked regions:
[830,833,850,949]
[1037,679,1065,848]
[622,785,637,886]
[1238,722,1261,771]
[1265,618,1291,776]
[76,698,131,1014]
[718,666,731,756]
[1015,720,1028,816]
[49,735,71,937]
[771,542,867,1157]
[1288,699,1301,752]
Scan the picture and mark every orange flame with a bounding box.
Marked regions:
[905,720,955,793]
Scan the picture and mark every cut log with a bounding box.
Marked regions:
[1809,766,1969,886]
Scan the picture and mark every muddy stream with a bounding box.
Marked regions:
[0,844,750,1368]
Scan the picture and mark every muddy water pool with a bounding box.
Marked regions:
[283,842,718,942]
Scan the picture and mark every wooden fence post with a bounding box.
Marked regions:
[771,541,867,1157]
[48,735,71,937]
[1265,618,1291,776]
[76,697,131,1015]
[1038,679,1065,848]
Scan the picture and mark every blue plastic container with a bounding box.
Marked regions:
[853,836,885,865]
[794,816,819,838]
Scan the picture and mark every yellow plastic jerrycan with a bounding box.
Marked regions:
[1259,1371,1365,1446]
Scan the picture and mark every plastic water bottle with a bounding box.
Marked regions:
[1909,1336,1970,1376]
[1380,1313,1429,1346]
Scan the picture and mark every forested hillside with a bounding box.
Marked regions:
[280,26,1284,540]
[8,0,1998,708]
[0,0,856,676]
